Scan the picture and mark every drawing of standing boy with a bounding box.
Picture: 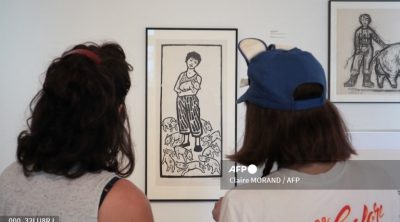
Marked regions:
[174,51,203,152]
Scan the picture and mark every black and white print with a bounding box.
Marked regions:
[146,28,236,200]
[330,1,400,102]
[160,45,222,177]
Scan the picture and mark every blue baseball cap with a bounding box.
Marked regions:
[237,43,326,110]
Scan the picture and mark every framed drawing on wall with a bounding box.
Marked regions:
[329,0,400,102]
[145,28,237,200]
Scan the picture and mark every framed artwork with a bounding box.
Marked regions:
[145,28,237,200]
[329,0,400,102]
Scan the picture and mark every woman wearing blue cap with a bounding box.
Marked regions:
[213,39,399,221]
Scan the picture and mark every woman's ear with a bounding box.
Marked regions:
[238,38,267,64]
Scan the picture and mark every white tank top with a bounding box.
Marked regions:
[0,162,116,222]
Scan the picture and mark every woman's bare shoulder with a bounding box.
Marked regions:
[98,179,154,222]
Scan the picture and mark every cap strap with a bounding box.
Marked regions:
[293,97,325,110]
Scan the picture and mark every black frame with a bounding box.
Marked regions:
[329,0,400,103]
[145,27,238,201]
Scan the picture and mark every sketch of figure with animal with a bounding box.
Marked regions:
[344,13,387,88]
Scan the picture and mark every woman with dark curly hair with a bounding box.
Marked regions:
[0,43,153,222]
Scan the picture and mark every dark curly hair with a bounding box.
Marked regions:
[17,42,135,178]
[185,51,202,65]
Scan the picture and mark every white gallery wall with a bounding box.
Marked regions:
[1,0,399,221]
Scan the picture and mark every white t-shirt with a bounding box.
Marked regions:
[219,161,400,222]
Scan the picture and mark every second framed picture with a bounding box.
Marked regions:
[329,0,400,102]
[145,28,237,200]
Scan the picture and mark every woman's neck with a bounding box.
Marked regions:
[286,162,335,175]
[186,69,196,77]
